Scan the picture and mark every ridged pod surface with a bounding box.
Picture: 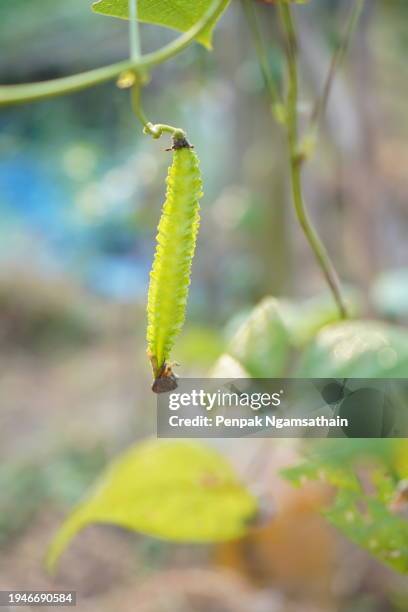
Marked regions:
[147,141,203,379]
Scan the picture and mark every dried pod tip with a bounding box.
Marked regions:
[152,363,178,394]
[171,134,193,150]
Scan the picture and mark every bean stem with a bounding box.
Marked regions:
[240,0,281,108]
[0,0,225,107]
[278,1,348,319]
[128,0,142,61]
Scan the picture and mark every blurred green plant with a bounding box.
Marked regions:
[282,439,408,573]
[0,464,47,547]
[47,294,408,574]
[215,292,360,378]
[176,325,224,368]
[0,273,100,351]
[296,321,408,378]
[0,446,106,547]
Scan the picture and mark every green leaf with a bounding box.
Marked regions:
[227,297,292,378]
[46,440,257,572]
[282,440,408,573]
[324,491,408,574]
[92,0,230,48]
[222,293,360,378]
[275,290,360,348]
[219,292,361,379]
[305,439,397,467]
[295,321,408,377]
[282,459,361,493]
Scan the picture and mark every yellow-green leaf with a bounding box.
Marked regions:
[46,440,257,572]
[92,0,231,48]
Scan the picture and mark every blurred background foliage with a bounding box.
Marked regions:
[1,0,408,610]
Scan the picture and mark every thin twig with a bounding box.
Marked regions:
[241,0,281,107]
[310,0,366,127]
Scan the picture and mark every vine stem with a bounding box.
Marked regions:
[310,0,366,128]
[128,0,141,61]
[240,0,281,108]
[0,0,225,107]
[278,2,348,319]
[130,82,185,141]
